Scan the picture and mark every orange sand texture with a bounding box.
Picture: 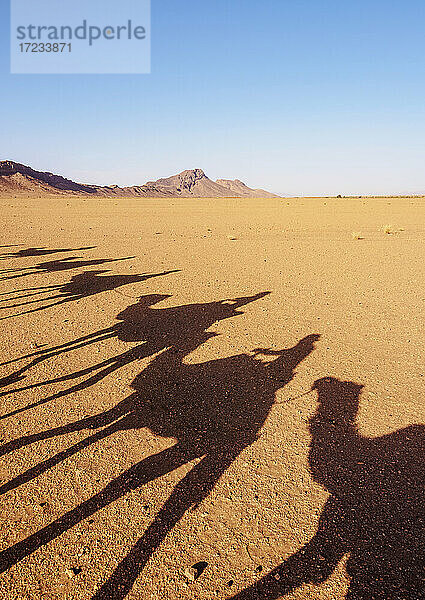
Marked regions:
[0,196,424,599]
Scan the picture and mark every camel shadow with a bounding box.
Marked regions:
[0,255,135,283]
[229,377,425,600]
[0,290,320,600]
[0,291,260,417]
[0,292,275,466]
[0,268,180,320]
[0,245,96,259]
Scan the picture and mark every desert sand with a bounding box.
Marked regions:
[0,195,424,600]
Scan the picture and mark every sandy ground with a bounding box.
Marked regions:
[0,195,424,600]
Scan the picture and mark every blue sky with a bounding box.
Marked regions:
[1,0,425,195]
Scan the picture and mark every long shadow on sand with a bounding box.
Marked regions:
[0,268,179,321]
[0,254,135,283]
[0,245,96,259]
[0,291,273,454]
[0,289,256,418]
[229,377,425,600]
[0,289,320,600]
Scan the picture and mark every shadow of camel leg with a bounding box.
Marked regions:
[92,446,245,600]
[0,415,136,495]
[0,326,115,368]
[0,289,55,302]
[0,292,65,310]
[0,398,134,457]
[0,343,141,398]
[0,345,151,421]
[0,444,194,574]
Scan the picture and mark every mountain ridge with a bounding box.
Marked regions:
[0,161,280,198]
[216,178,277,198]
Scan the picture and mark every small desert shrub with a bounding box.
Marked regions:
[383,225,393,234]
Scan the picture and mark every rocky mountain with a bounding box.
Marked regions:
[0,161,279,198]
[143,169,252,197]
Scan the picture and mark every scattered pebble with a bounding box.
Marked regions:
[184,561,208,581]
[66,566,82,578]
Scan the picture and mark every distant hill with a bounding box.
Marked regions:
[216,178,278,198]
[0,161,99,195]
[144,169,232,197]
[0,161,279,198]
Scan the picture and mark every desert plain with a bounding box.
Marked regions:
[0,195,424,599]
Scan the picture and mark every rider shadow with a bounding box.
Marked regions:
[0,268,180,320]
[0,255,135,283]
[0,292,276,463]
[229,377,425,600]
[0,291,262,413]
[0,246,96,259]
[0,292,320,600]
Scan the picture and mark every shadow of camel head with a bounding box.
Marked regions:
[312,376,364,395]
[311,376,364,424]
